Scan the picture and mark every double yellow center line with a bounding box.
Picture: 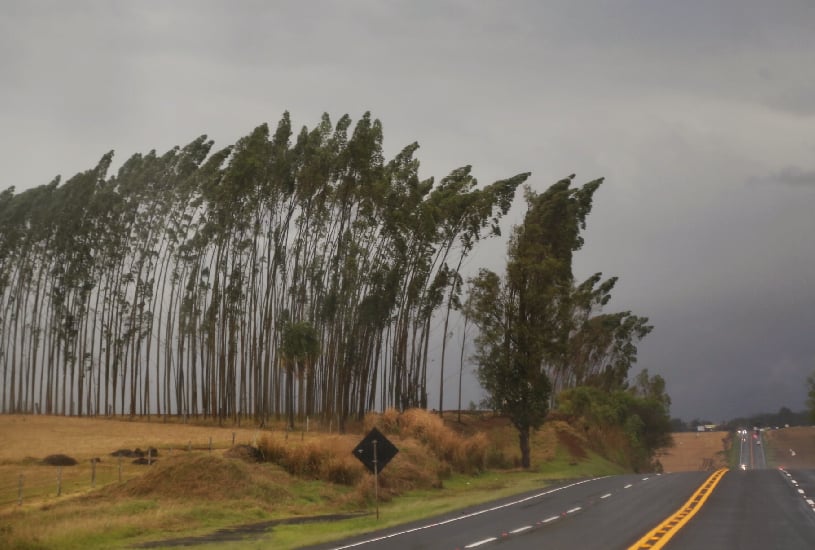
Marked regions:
[628,467,728,549]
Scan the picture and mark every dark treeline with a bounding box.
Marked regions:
[0,112,529,428]
[672,406,810,432]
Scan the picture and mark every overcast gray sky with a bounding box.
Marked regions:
[2,0,813,422]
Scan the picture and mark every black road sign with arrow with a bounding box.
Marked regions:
[352,427,398,474]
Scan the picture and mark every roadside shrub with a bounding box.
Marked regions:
[485,445,513,469]
[453,432,488,473]
[257,435,364,485]
[365,408,490,474]
[368,407,401,434]
[42,454,77,466]
[286,443,327,477]
[224,444,263,463]
[321,456,364,485]
[257,436,287,463]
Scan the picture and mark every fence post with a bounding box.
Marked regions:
[188,440,192,452]
[18,474,23,505]
[91,459,97,488]
[57,467,62,496]
[232,432,236,446]
[209,437,212,454]
[118,457,123,483]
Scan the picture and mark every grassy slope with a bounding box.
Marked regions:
[0,413,624,550]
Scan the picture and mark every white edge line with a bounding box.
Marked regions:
[464,537,497,548]
[329,477,605,549]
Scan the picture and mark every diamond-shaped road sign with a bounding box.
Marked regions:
[352,427,398,474]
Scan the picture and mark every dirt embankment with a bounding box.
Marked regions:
[656,431,730,472]
[764,426,815,468]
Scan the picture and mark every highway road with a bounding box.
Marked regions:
[738,428,768,470]
[305,433,815,550]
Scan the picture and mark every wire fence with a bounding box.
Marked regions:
[0,433,247,508]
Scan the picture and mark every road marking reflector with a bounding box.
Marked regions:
[628,468,728,550]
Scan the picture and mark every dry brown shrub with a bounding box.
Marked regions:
[453,431,488,473]
[485,444,513,469]
[399,409,442,440]
[321,456,364,485]
[363,407,401,434]
[257,435,287,463]
[286,443,328,477]
[42,454,78,466]
[349,458,440,506]
[363,409,489,474]
[256,435,364,486]
[224,444,263,463]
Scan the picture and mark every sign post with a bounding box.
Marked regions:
[373,440,379,519]
[353,427,398,520]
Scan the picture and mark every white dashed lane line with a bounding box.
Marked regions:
[464,537,497,548]
[459,477,659,549]
[779,468,815,514]
[542,516,559,524]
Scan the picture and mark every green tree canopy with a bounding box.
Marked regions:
[469,175,603,468]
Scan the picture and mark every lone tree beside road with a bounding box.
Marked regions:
[469,175,603,468]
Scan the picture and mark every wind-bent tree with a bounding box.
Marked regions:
[469,175,604,468]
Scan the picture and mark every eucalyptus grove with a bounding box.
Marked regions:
[0,112,528,427]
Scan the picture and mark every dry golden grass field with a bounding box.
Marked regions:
[0,414,268,462]
[764,426,815,468]
[0,414,276,511]
[655,431,730,472]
